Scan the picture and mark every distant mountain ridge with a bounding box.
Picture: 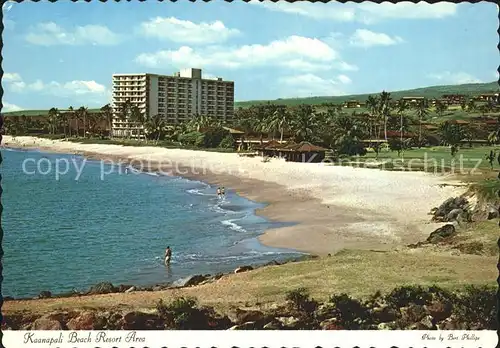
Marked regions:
[3,81,499,115]
[234,81,500,108]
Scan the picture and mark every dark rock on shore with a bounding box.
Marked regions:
[432,196,470,223]
[426,224,456,243]
[38,290,52,299]
[67,311,99,330]
[172,275,208,288]
[234,265,253,274]
[88,282,117,295]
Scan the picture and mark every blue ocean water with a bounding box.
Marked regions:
[2,148,302,298]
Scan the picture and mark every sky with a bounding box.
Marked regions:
[2,1,498,112]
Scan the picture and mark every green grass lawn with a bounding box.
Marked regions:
[348,146,500,174]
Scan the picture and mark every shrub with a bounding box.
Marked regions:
[178,131,204,147]
[218,134,235,149]
[328,293,371,329]
[202,127,229,148]
[384,285,434,308]
[285,287,318,314]
[156,297,209,329]
[453,285,497,329]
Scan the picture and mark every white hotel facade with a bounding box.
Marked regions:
[111,68,234,138]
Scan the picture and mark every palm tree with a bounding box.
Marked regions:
[467,99,476,114]
[435,100,448,118]
[100,104,113,139]
[249,106,268,144]
[119,99,132,138]
[130,106,145,140]
[86,111,101,136]
[416,102,430,145]
[365,95,379,139]
[289,104,318,143]
[59,111,68,138]
[460,98,467,112]
[396,100,409,148]
[439,121,464,156]
[378,91,392,142]
[268,106,291,143]
[47,108,60,134]
[145,114,166,143]
[67,106,74,137]
[330,113,364,155]
[77,106,88,138]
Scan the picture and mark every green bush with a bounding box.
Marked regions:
[384,285,434,308]
[202,127,229,148]
[156,297,210,329]
[218,134,235,149]
[328,293,371,329]
[178,131,205,147]
[285,287,318,314]
[453,285,496,329]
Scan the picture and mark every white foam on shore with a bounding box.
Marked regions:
[221,218,247,233]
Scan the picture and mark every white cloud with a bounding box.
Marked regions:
[427,71,483,85]
[278,73,349,97]
[3,73,109,99]
[2,102,23,112]
[357,2,457,22]
[3,72,22,82]
[136,35,355,72]
[337,74,352,84]
[253,1,356,21]
[138,17,240,44]
[349,29,404,47]
[25,22,122,46]
[251,1,457,23]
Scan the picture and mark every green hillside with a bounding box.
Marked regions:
[234,81,500,108]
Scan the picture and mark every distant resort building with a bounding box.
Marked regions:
[401,97,425,106]
[442,94,467,105]
[344,100,362,108]
[477,93,499,103]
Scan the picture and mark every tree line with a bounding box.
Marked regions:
[3,92,499,155]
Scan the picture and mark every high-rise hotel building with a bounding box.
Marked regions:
[111,68,234,138]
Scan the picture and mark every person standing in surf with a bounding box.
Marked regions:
[221,187,225,196]
[217,187,222,198]
[164,246,172,265]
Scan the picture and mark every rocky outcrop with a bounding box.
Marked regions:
[87,282,117,295]
[431,196,471,224]
[426,224,456,243]
[38,290,52,299]
[66,311,99,330]
[172,275,208,288]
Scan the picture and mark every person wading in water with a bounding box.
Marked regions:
[164,246,172,265]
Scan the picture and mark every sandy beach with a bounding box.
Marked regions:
[3,136,466,255]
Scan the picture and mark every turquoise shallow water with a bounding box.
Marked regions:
[2,148,302,298]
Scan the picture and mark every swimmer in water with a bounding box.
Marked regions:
[164,246,172,265]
